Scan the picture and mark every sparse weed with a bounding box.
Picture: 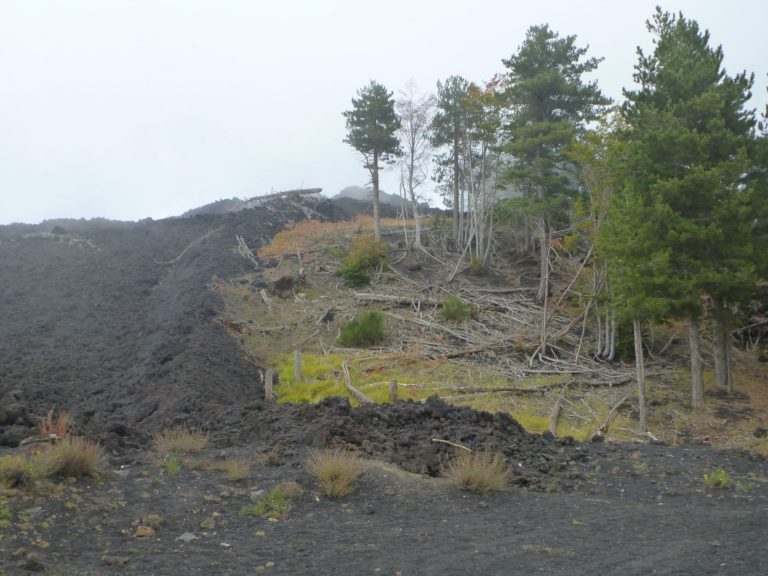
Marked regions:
[704,468,732,489]
[41,436,104,479]
[152,427,209,454]
[337,310,385,348]
[0,454,38,489]
[255,445,283,467]
[0,505,11,528]
[241,487,290,519]
[443,448,509,494]
[307,449,362,498]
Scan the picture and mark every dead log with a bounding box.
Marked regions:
[354,292,441,307]
[548,385,567,436]
[342,361,373,404]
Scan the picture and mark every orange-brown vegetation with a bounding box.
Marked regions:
[257,216,412,259]
[38,409,72,439]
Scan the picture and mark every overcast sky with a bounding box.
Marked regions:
[1,0,766,224]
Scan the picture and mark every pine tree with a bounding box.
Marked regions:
[501,24,609,308]
[613,8,759,406]
[343,81,402,240]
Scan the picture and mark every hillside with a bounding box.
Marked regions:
[0,193,346,449]
[1,195,767,575]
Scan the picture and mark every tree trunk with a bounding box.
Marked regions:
[689,315,704,409]
[711,298,732,393]
[607,315,617,362]
[633,318,647,435]
[452,137,460,245]
[537,214,549,304]
[371,152,381,241]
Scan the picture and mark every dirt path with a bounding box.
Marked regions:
[2,442,766,576]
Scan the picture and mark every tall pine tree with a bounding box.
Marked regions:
[343,81,402,240]
[501,24,609,308]
[611,8,759,407]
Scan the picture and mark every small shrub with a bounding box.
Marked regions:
[38,409,72,439]
[166,454,182,477]
[0,455,38,489]
[152,427,209,454]
[337,310,385,348]
[241,487,291,519]
[440,294,474,322]
[470,255,485,275]
[339,235,388,287]
[41,436,103,479]
[443,448,509,494]
[704,468,732,489]
[307,449,362,498]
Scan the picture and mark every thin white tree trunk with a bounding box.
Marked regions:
[633,318,647,434]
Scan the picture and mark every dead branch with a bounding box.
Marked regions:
[341,360,373,404]
[354,292,441,307]
[431,438,472,452]
[235,234,260,269]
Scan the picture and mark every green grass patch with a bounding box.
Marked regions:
[166,454,182,477]
[273,353,512,406]
[241,487,291,519]
[704,468,732,489]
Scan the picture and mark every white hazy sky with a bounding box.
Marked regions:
[1,0,766,224]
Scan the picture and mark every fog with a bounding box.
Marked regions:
[1,0,766,224]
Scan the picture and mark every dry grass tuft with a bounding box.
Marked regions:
[38,408,72,439]
[255,445,283,467]
[306,449,362,498]
[219,458,250,481]
[152,427,209,454]
[41,436,104,479]
[443,448,509,494]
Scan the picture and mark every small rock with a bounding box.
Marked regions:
[478,501,488,509]
[383,486,397,497]
[176,532,198,543]
[22,506,43,519]
[113,468,131,479]
[134,525,155,539]
[199,517,216,530]
[249,489,265,501]
[362,504,375,515]
[101,555,129,566]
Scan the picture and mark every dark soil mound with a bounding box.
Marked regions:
[0,194,344,449]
